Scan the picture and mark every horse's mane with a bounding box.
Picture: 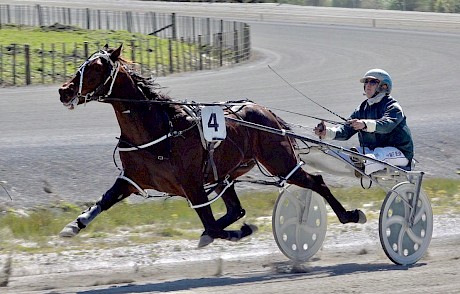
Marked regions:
[113,52,290,129]
[129,71,171,101]
[110,50,171,102]
[121,64,186,119]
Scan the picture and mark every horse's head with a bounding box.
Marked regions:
[59,44,123,109]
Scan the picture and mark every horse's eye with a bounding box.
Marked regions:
[94,60,105,71]
[95,64,104,72]
[86,58,104,72]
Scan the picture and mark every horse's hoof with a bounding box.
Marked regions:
[59,220,81,238]
[339,210,367,224]
[249,224,258,232]
[244,223,258,234]
[356,210,367,224]
[241,223,258,237]
[198,234,214,248]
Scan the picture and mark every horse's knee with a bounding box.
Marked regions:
[97,179,131,210]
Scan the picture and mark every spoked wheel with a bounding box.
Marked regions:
[272,185,328,262]
[379,182,433,265]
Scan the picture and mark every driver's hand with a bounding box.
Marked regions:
[348,119,367,130]
[314,121,326,139]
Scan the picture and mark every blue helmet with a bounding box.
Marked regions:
[360,69,392,94]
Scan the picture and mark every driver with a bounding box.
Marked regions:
[314,68,414,176]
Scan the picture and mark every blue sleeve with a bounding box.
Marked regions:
[333,108,359,140]
[375,101,404,133]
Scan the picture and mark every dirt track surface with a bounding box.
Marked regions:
[1,1,460,293]
[3,217,460,293]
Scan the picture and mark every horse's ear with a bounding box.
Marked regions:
[110,44,123,62]
[103,44,109,51]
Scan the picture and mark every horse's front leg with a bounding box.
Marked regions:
[59,178,132,237]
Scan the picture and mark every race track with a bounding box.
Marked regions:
[1,2,459,208]
[1,1,460,293]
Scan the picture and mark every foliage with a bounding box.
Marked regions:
[433,0,460,12]
[227,0,460,11]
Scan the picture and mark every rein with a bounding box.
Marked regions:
[97,97,254,107]
[96,97,347,126]
[77,51,343,125]
[268,65,348,123]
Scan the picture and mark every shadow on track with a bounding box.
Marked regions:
[76,262,424,293]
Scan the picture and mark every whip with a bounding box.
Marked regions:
[268,65,348,122]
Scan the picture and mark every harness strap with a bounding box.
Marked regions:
[189,176,234,209]
[77,51,120,102]
[279,161,305,187]
[118,133,172,152]
[206,142,219,181]
[118,171,149,198]
[105,62,120,97]
[182,104,209,149]
[118,169,234,209]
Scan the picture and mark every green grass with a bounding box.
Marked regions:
[0,24,202,85]
[0,178,458,253]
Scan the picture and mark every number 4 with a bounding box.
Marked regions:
[201,106,226,142]
[208,112,219,132]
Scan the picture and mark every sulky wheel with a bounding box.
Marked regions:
[272,185,327,262]
[379,182,433,265]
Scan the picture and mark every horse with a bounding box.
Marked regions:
[58,44,366,247]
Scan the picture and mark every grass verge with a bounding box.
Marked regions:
[0,178,458,253]
[0,24,200,85]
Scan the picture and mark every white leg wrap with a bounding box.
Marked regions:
[78,205,101,227]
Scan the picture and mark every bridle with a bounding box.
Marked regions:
[75,50,121,104]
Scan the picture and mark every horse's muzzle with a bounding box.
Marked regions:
[59,83,77,107]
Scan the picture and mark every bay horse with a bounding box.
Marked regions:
[58,44,366,247]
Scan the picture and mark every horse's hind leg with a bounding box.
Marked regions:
[289,171,366,224]
[190,186,257,247]
[254,136,365,224]
[59,178,132,237]
[214,183,258,239]
[214,183,246,229]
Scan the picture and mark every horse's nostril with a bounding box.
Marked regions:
[59,88,67,102]
[59,83,75,102]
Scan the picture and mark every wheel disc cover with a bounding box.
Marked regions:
[272,186,328,261]
[379,182,433,265]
